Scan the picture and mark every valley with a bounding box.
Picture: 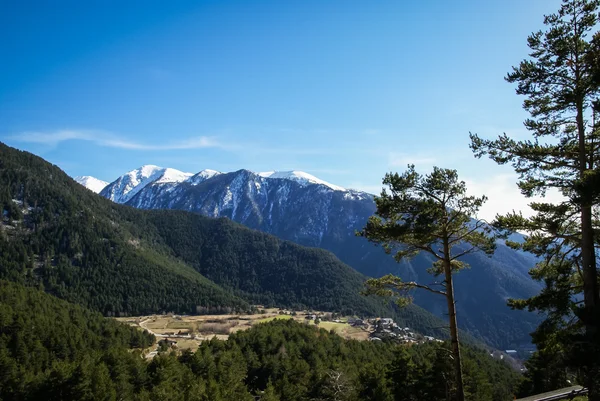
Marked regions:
[116,308,372,356]
[79,163,542,350]
[4,0,600,399]
[118,307,459,366]
[118,307,451,350]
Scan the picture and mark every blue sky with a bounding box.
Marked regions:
[1,0,564,219]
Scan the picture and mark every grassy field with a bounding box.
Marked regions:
[116,309,371,353]
[318,321,345,331]
[257,315,293,323]
[166,321,193,330]
[316,321,369,340]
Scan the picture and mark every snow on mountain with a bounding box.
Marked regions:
[187,169,222,185]
[100,165,193,204]
[258,170,346,191]
[155,168,194,184]
[74,176,109,194]
[101,166,350,207]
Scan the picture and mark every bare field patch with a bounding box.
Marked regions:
[166,321,194,330]
[199,321,238,335]
[117,309,370,358]
[175,339,200,352]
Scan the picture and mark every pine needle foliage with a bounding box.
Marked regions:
[358,165,496,401]
[470,0,600,398]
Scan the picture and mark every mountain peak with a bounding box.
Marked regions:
[137,164,162,174]
[258,170,346,191]
[99,165,353,205]
[101,165,193,203]
[188,169,222,185]
[74,176,109,194]
[154,167,194,184]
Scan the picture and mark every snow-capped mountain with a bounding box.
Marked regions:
[97,165,541,349]
[101,165,193,204]
[258,171,346,191]
[74,176,109,194]
[188,169,221,185]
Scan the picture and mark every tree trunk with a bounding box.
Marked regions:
[581,206,600,401]
[576,101,600,401]
[443,242,465,401]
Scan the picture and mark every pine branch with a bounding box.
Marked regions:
[404,281,447,296]
[449,245,480,261]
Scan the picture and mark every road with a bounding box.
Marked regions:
[516,386,586,401]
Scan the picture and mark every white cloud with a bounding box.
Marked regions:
[7,129,223,151]
[10,130,95,145]
[464,173,565,222]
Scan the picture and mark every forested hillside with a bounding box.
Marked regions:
[144,211,418,316]
[0,142,454,338]
[0,280,154,399]
[0,284,521,401]
[0,144,248,315]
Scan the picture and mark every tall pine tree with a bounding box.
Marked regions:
[359,165,496,401]
[470,0,600,398]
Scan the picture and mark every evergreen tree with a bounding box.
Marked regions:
[260,381,280,401]
[358,363,393,401]
[388,348,417,401]
[470,0,600,397]
[358,166,496,401]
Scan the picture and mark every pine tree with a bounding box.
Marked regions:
[388,348,417,401]
[260,380,280,401]
[359,165,496,401]
[470,0,600,398]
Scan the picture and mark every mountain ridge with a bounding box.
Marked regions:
[77,166,364,196]
[1,142,456,339]
[89,163,543,349]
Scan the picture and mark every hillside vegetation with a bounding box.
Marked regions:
[0,284,520,401]
[0,142,453,340]
[0,142,248,315]
[0,280,154,399]
[101,163,541,349]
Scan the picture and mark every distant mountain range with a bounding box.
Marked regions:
[1,142,453,340]
[79,165,543,349]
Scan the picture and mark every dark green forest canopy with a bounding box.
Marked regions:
[0,282,521,401]
[0,280,154,399]
[0,143,248,315]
